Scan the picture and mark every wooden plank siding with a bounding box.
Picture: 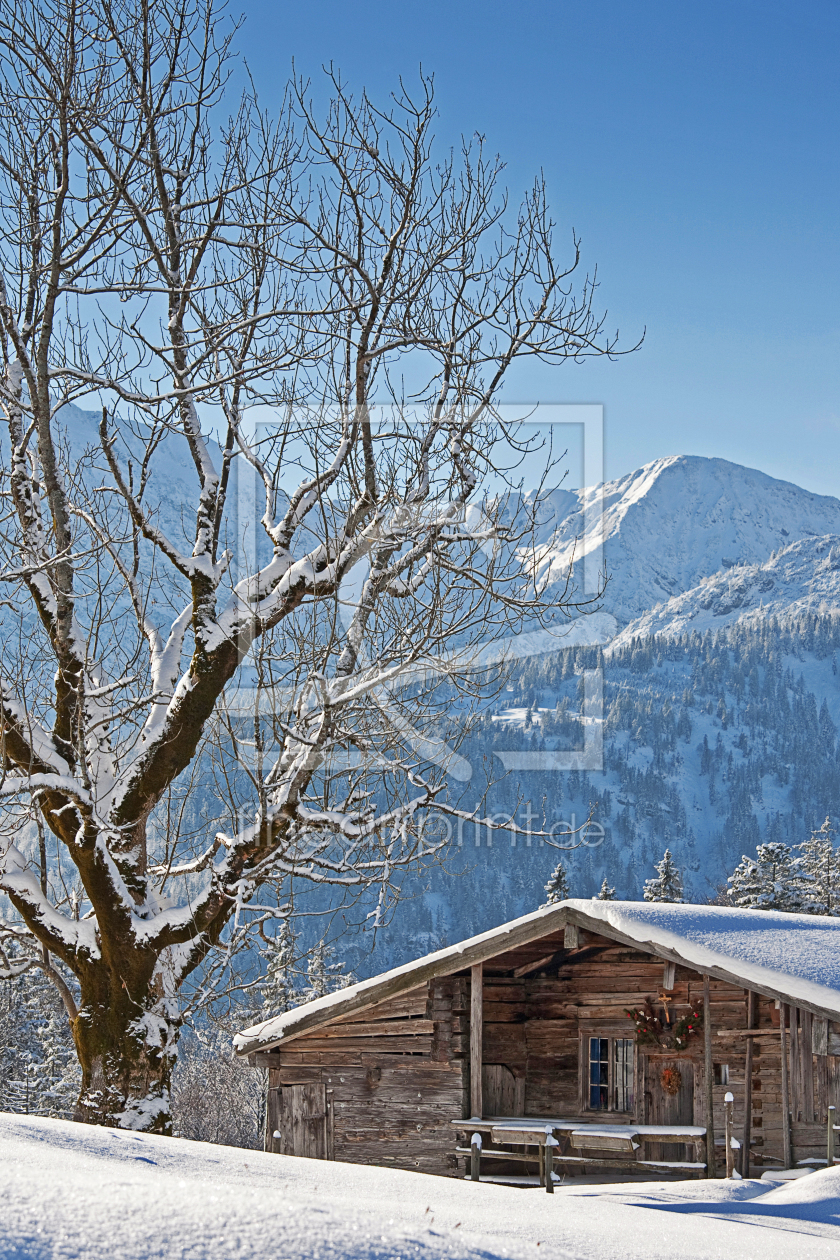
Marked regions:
[264,980,468,1175]
[257,928,840,1178]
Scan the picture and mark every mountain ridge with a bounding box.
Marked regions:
[609,534,840,649]
[532,453,840,624]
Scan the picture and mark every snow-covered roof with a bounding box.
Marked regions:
[234,899,840,1056]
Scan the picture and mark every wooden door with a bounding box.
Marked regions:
[483,1064,525,1117]
[645,1059,694,1161]
[271,1083,329,1159]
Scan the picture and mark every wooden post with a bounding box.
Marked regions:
[470,1132,481,1181]
[742,989,756,1177]
[470,962,483,1119]
[704,974,715,1176]
[724,1092,735,1179]
[800,1010,814,1122]
[828,1105,836,1168]
[545,1133,557,1194]
[780,1003,792,1170]
[789,1005,800,1124]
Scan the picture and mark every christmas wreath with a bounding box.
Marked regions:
[671,1007,703,1051]
[626,998,663,1046]
[660,1065,682,1096]
[625,998,702,1051]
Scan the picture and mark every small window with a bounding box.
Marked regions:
[587,1036,635,1112]
[589,1037,609,1110]
[714,1063,730,1086]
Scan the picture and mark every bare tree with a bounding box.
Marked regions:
[0,0,629,1131]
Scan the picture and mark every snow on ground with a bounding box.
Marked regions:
[2,1115,840,1260]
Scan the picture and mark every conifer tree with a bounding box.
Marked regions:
[260,922,301,1014]
[543,861,571,905]
[0,952,79,1117]
[595,877,616,901]
[794,818,839,915]
[305,940,353,1002]
[727,841,803,911]
[643,849,684,903]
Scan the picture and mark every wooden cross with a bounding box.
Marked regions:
[659,990,673,1026]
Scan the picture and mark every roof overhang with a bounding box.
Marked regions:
[235,900,840,1056]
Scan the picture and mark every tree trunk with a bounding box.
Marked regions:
[71,964,179,1132]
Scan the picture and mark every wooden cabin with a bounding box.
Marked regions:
[234,900,840,1180]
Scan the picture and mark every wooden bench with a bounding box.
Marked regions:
[452,1119,707,1183]
[569,1126,639,1154]
[455,1124,560,1192]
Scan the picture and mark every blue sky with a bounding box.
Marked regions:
[237,0,838,495]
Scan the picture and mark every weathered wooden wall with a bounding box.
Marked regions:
[479,941,840,1172]
[263,978,468,1175]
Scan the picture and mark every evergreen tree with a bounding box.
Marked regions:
[305,939,353,1002]
[543,860,571,905]
[0,954,80,1118]
[727,841,803,911]
[594,877,616,901]
[794,817,839,915]
[259,921,301,1014]
[643,849,684,903]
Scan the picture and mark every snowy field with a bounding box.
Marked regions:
[2,1114,840,1260]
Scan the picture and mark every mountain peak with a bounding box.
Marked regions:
[533,453,840,623]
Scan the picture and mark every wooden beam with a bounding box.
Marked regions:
[704,974,715,1177]
[742,989,756,1177]
[663,961,676,991]
[801,1010,815,1122]
[715,1028,778,1038]
[780,1003,792,1170]
[513,952,560,978]
[511,943,606,978]
[471,962,483,1119]
[789,1005,801,1124]
[828,1105,836,1168]
[724,1092,735,1179]
[470,1133,481,1180]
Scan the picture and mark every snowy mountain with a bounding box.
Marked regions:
[355,458,840,974]
[610,535,840,649]
[52,409,840,638]
[531,455,840,623]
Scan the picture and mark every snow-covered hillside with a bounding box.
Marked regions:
[2,1113,840,1260]
[610,535,840,648]
[531,456,840,623]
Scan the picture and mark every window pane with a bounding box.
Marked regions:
[589,1038,610,1110]
[614,1038,634,1112]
